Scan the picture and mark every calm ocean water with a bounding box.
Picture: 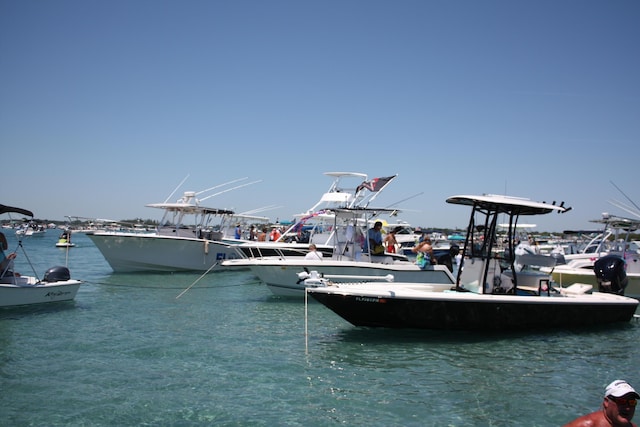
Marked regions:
[1,231,640,426]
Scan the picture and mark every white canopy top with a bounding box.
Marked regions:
[446,194,568,216]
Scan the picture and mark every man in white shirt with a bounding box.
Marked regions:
[304,244,323,260]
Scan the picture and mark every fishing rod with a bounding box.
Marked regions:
[384,191,425,209]
[199,180,262,202]
[164,174,191,203]
[196,177,250,196]
[611,181,640,214]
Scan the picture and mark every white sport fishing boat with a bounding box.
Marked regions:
[224,206,458,297]
[233,172,388,259]
[87,178,262,273]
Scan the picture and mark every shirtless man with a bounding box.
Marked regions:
[564,380,638,427]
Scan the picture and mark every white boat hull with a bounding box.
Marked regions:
[224,258,456,297]
[0,278,82,307]
[87,232,246,273]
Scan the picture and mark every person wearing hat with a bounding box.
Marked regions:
[563,379,639,426]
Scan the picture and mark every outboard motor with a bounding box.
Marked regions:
[449,244,460,257]
[43,266,71,283]
[436,252,453,272]
[550,252,566,266]
[594,255,628,295]
[436,244,461,273]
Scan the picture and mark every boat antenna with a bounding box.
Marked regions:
[164,174,190,203]
[196,177,250,196]
[199,180,262,202]
[611,181,640,214]
[239,205,282,215]
[608,199,640,219]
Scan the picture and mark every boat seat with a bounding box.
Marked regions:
[515,254,557,269]
[560,283,593,296]
[0,269,16,283]
[516,281,551,296]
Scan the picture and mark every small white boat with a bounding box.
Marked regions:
[0,269,82,307]
[1,204,82,307]
[15,222,46,237]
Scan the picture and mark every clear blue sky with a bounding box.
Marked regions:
[2,0,638,232]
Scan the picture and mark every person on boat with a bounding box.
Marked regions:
[304,244,323,260]
[384,227,400,254]
[249,225,257,241]
[563,379,638,427]
[58,230,71,244]
[366,221,385,255]
[412,237,434,268]
[0,232,18,277]
[269,227,282,242]
[234,224,242,239]
[257,228,267,242]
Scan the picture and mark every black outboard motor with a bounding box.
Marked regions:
[436,252,453,272]
[450,244,460,257]
[435,244,461,273]
[594,255,628,295]
[43,266,71,283]
[550,252,566,266]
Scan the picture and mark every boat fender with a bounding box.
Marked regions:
[204,240,209,255]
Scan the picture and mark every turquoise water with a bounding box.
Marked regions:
[2,231,640,426]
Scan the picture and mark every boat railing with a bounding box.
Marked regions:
[241,245,309,259]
